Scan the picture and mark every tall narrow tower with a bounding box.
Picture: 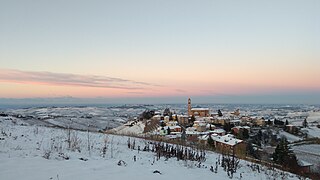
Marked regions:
[188,98,192,116]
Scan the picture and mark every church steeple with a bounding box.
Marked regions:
[188,98,192,116]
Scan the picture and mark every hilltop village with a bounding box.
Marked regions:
[145,98,247,158]
[114,98,320,177]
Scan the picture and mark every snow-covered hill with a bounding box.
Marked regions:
[0,106,147,131]
[0,117,302,180]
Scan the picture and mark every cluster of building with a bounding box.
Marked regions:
[140,100,319,174]
[146,98,249,156]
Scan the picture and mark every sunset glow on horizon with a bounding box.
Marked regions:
[1,0,319,103]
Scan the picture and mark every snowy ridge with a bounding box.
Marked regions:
[1,106,144,131]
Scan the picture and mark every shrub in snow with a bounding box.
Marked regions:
[117,160,127,166]
[58,152,69,160]
[101,135,108,158]
[43,149,51,159]
[153,170,162,174]
[79,157,88,161]
[68,131,82,152]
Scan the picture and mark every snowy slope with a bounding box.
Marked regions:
[1,106,145,131]
[307,112,320,123]
[0,118,303,180]
[278,130,303,142]
[108,121,145,135]
[301,127,320,138]
[293,145,320,172]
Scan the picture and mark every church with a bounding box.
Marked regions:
[187,98,210,117]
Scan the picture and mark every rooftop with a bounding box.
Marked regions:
[191,108,209,111]
[298,160,313,167]
[200,134,243,146]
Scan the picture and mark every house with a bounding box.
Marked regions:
[193,120,207,132]
[285,124,299,134]
[167,121,179,126]
[206,124,216,131]
[195,116,213,123]
[212,117,229,125]
[240,116,251,124]
[230,119,241,126]
[253,117,266,126]
[154,111,161,116]
[297,160,313,174]
[177,115,189,125]
[200,134,246,157]
[185,127,204,142]
[231,109,240,116]
[170,125,182,133]
[265,119,274,126]
[158,125,182,135]
[164,116,170,123]
[231,126,250,135]
[208,128,226,136]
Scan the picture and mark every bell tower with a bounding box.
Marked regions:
[188,98,192,116]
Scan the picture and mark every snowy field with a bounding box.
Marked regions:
[278,130,302,143]
[293,144,320,173]
[301,127,320,138]
[306,112,320,123]
[0,118,301,180]
[109,121,146,135]
[1,104,319,133]
[1,106,147,131]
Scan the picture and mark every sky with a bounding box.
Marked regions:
[0,0,320,104]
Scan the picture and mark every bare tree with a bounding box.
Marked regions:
[101,134,108,158]
[110,136,114,158]
[87,123,91,154]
